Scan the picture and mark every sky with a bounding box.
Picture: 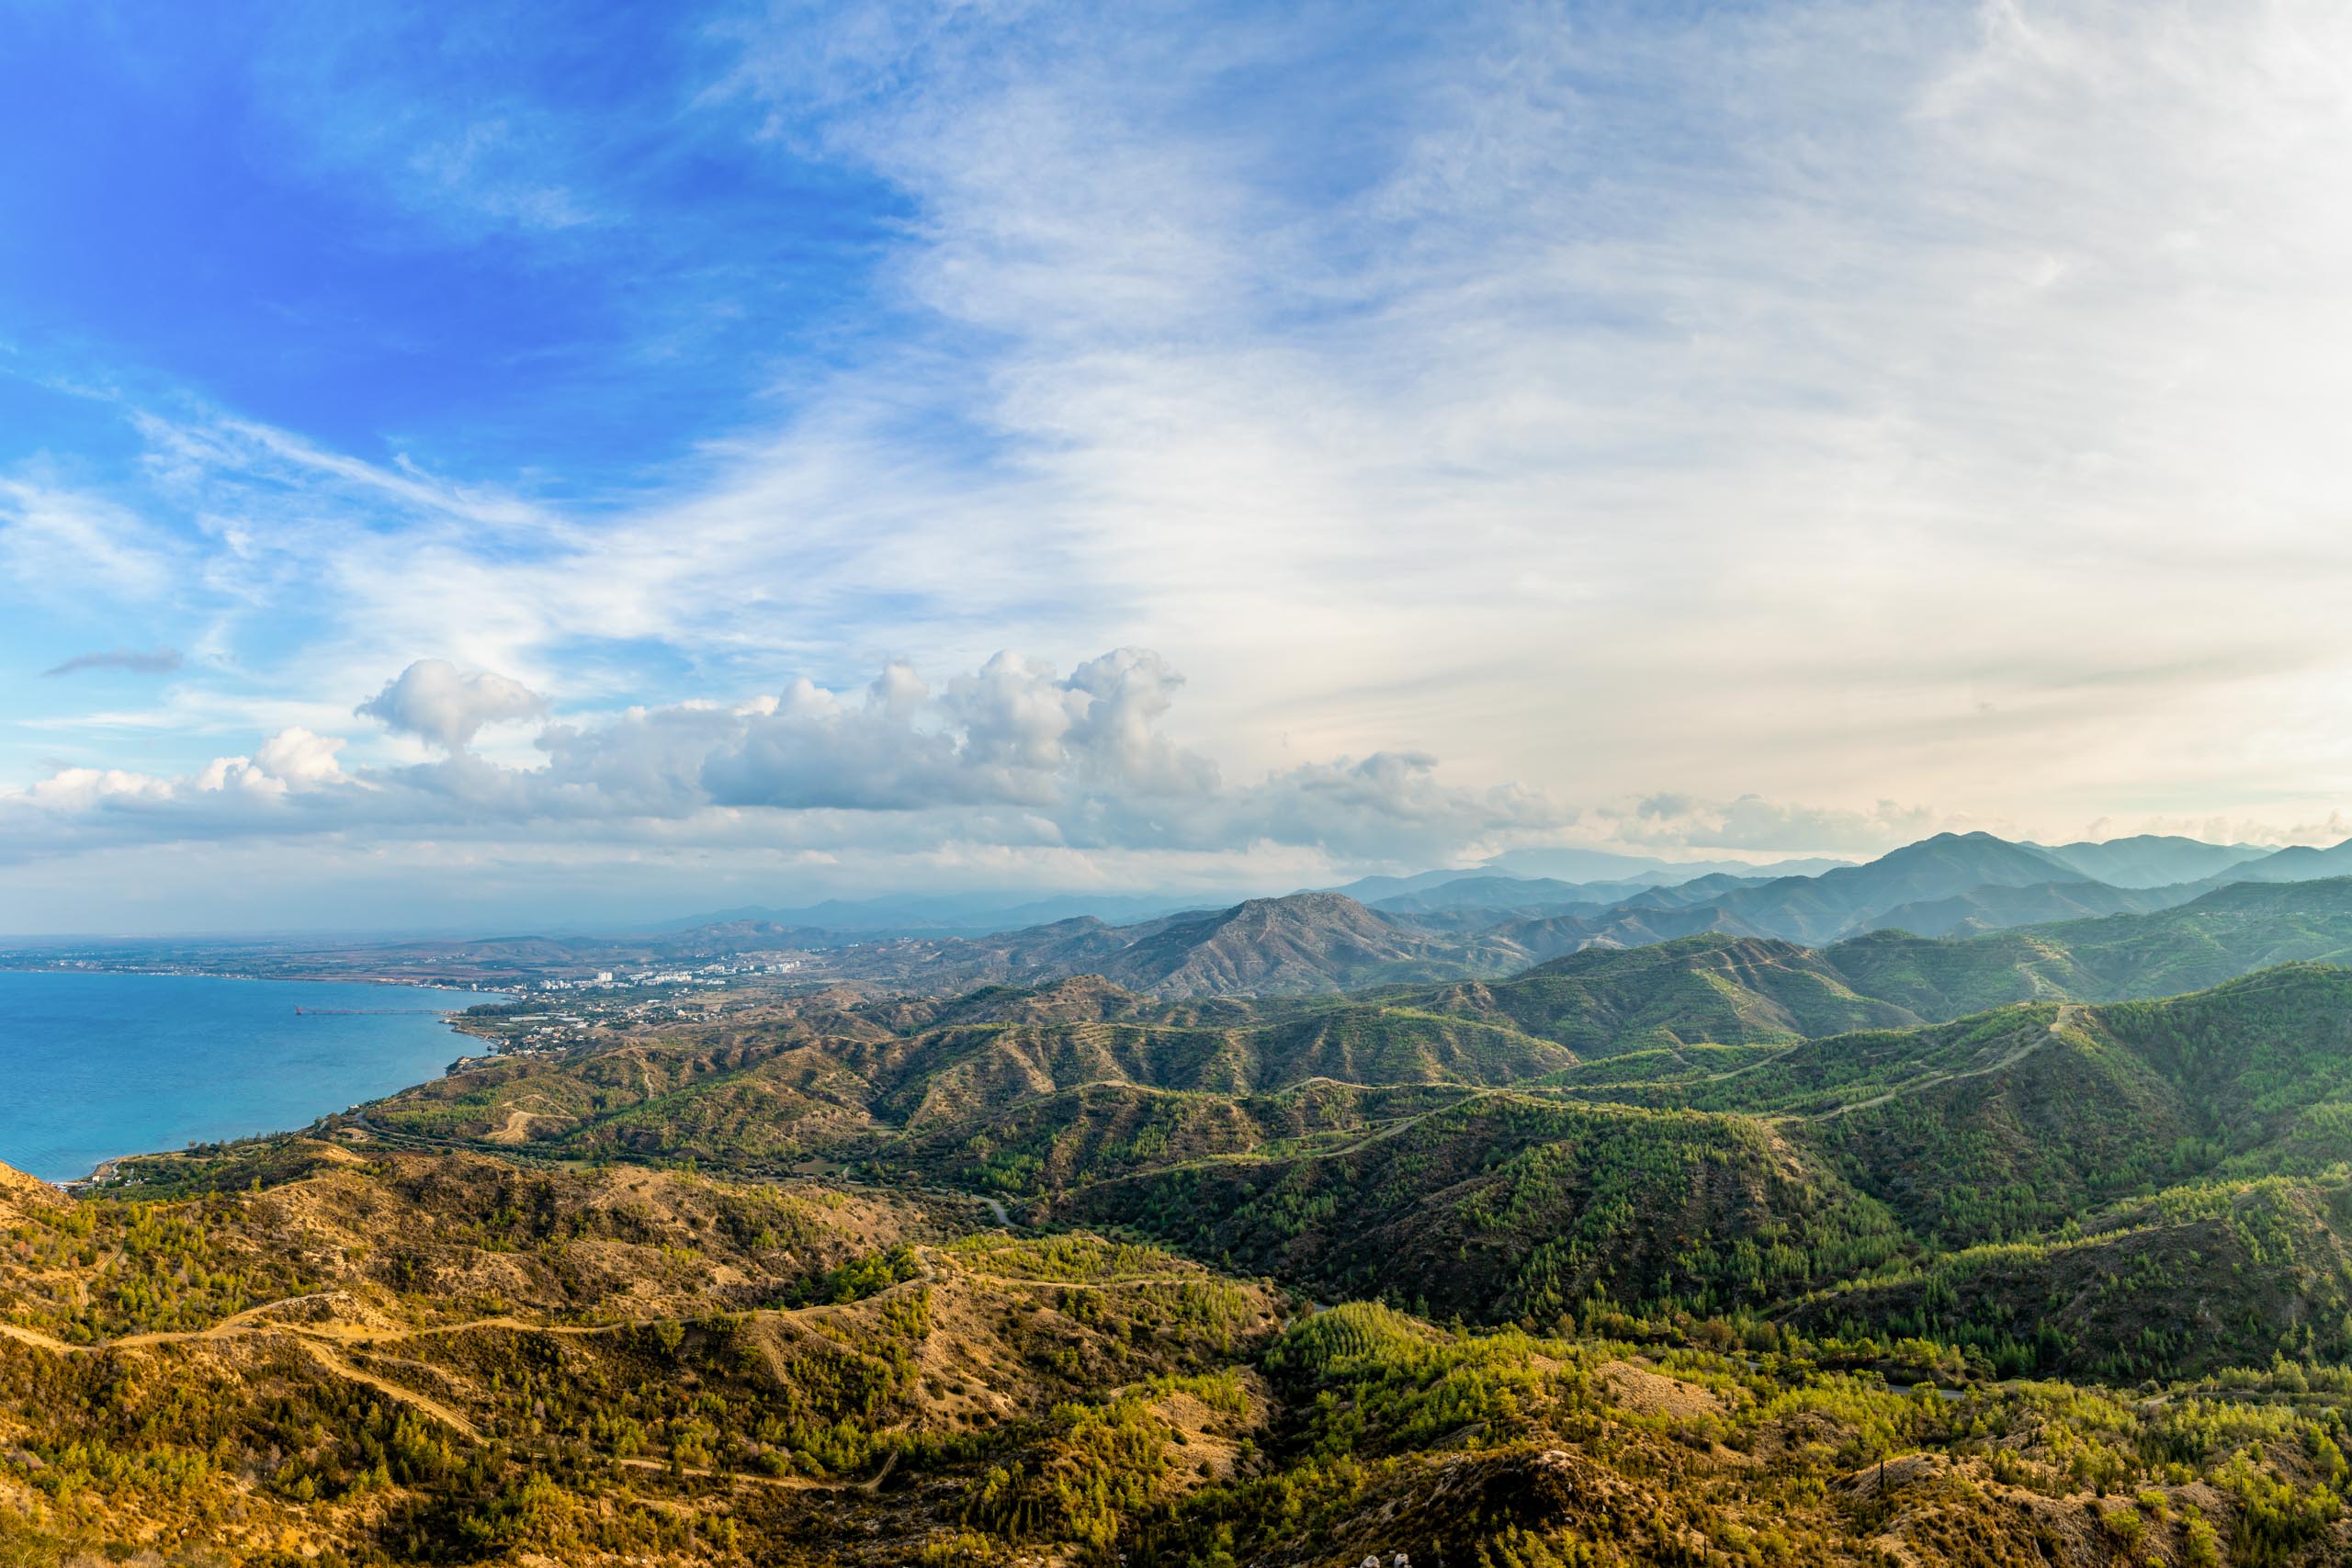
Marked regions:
[7,0,2352,933]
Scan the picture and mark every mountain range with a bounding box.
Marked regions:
[746,829,2352,998]
[637,848,1856,946]
[79,828,2346,1001]
[13,836,2352,1564]
[347,870,2352,1392]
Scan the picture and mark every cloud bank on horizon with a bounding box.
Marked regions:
[6,1,2352,930]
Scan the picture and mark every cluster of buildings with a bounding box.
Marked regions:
[531,958,799,994]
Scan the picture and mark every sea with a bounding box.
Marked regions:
[0,970,507,1184]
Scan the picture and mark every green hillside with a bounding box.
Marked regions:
[889,962,2352,1382]
[339,912,2352,1396]
[1406,932,1924,1055]
[1054,1090,1908,1325]
[1825,877,2352,1018]
[1790,1177,2352,1381]
[29,885,2352,1563]
[14,1145,2351,1564]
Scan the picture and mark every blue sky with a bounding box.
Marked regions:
[0,5,895,473]
[8,1,2352,931]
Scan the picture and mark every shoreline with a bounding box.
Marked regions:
[0,962,511,996]
[0,973,514,1191]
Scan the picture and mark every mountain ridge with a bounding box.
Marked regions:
[17,861,2352,1564]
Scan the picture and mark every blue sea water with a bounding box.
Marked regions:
[0,971,506,1183]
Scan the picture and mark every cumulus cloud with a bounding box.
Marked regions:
[252,728,348,787]
[24,639,2336,911]
[356,659,549,750]
[19,728,352,819]
[1,650,1567,874]
[41,648,183,678]
[687,648,1218,813]
[524,649,1555,863]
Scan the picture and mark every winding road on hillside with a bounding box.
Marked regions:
[1805,1003,2082,1122]
[344,1111,1022,1229]
[0,1271,944,1461]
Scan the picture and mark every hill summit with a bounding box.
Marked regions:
[1094,891,1468,998]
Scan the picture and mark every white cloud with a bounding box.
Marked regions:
[0,478,179,603]
[356,660,551,750]
[253,727,347,787]
[17,726,352,821]
[672,0,2352,827]
[0,651,1568,876]
[18,2,2352,925]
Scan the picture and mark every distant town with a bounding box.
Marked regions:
[529,959,799,990]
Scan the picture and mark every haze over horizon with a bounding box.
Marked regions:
[11,1,2352,932]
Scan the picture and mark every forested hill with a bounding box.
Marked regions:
[988,967,2352,1378]
[763,853,2352,1001]
[1821,874,2352,1017]
[16,881,2352,1564]
[52,832,2352,1000]
[331,915,2352,1386]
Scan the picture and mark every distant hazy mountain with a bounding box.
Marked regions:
[1603,872,1780,912]
[1364,874,1646,916]
[1825,875,2352,1020]
[1476,847,1851,882]
[1324,854,1841,919]
[1483,902,1758,963]
[1091,892,1518,998]
[648,890,1224,939]
[1862,879,2181,938]
[2032,833,2270,888]
[1317,867,1505,903]
[1462,831,2190,954]
[1594,831,2084,945]
[1411,932,1921,1055]
[798,891,1531,998]
[638,830,2320,983]
[2198,837,2352,886]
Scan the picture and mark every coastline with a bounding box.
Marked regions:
[0,972,511,1190]
[0,961,510,995]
